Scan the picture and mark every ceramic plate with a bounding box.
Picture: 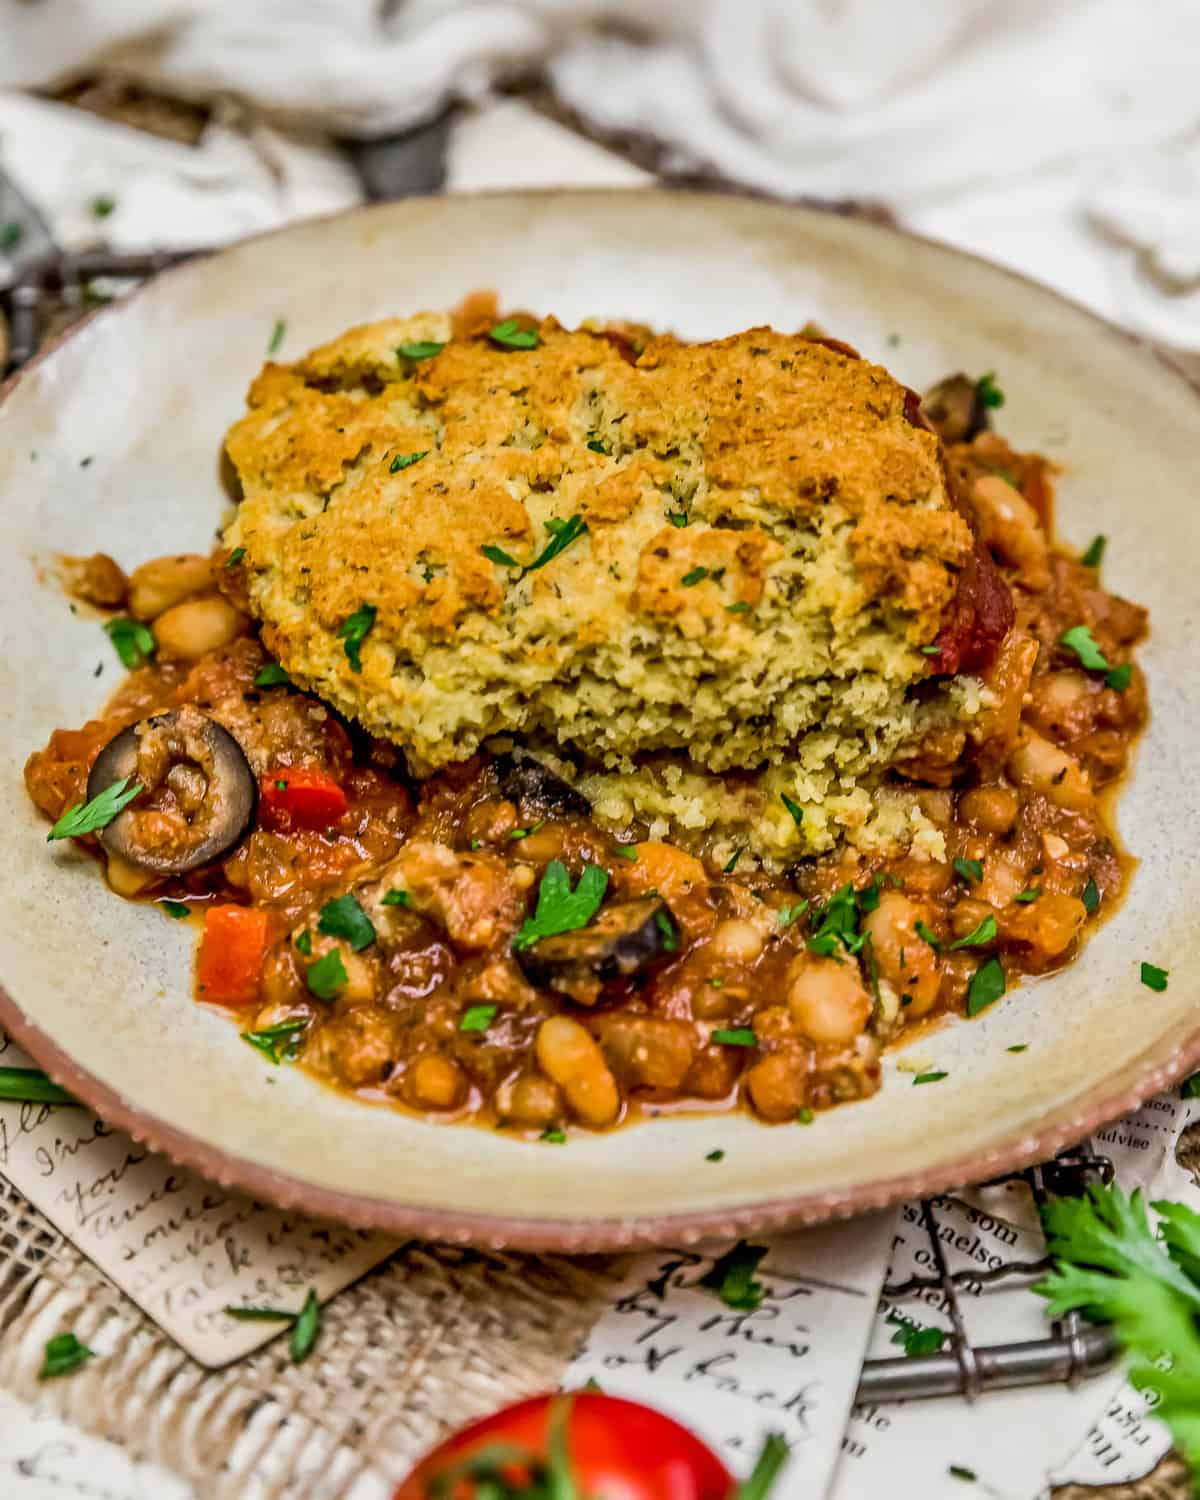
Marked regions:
[1,191,1197,1250]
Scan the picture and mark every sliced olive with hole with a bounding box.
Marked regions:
[922,373,990,445]
[516,896,673,1005]
[86,706,257,874]
[493,751,591,819]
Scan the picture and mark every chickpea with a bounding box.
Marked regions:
[787,957,872,1045]
[128,553,213,621]
[153,596,245,660]
[496,1072,562,1130]
[70,552,128,609]
[338,949,377,1004]
[535,1016,620,1128]
[745,1052,807,1123]
[959,785,1019,835]
[1010,893,1087,959]
[596,1017,695,1090]
[684,1043,743,1099]
[709,918,766,963]
[1007,732,1091,811]
[862,890,942,1017]
[1028,671,1093,737]
[620,841,707,906]
[406,1054,467,1111]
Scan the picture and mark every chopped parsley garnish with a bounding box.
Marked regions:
[1141,962,1169,992]
[655,908,680,952]
[912,1071,948,1086]
[540,1127,567,1144]
[712,1027,757,1048]
[797,1107,814,1124]
[381,889,412,907]
[523,515,588,575]
[1081,535,1107,568]
[950,914,998,950]
[397,340,444,361]
[920,644,942,656]
[241,1020,307,1065]
[953,857,983,884]
[888,1315,946,1356]
[267,319,286,355]
[700,1241,767,1311]
[777,900,809,928]
[1081,877,1101,914]
[105,617,156,669]
[858,879,881,914]
[481,543,520,568]
[1,221,22,250]
[254,662,291,687]
[948,1466,977,1483]
[460,1004,498,1033]
[294,929,313,955]
[1182,1073,1200,1099]
[726,601,751,613]
[723,847,744,874]
[680,566,709,587]
[666,510,689,527]
[508,821,546,841]
[1060,624,1109,671]
[966,956,1006,1016]
[318,894,376,952]
[389,450,428,472]
[225,546,246,568]
[914,920,942,952]
[224,1305,297,1322]
[48,777,142,841]
[305,949,348,1002]
[807,883,868,957]
[1007,1044,1028,1053]
[337,603,377,672]
[0,1068,79,1106]
[40,1332,95,1379]
[90,195,117,219]
[975,371,1005,409]
[1106,663,1133,692]
[780,793,805,829]
[274,779,288,791]
[513,860,608,951]
[290,1291,321,1364]
[161,900,190,919]
[613,845,638,861]
[586,439,608,454]
[489,318,539,350]
[706,1149,725,1162]
[1014,887,1041,903]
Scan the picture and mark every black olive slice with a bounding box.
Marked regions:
[87,706,257,874]
[493,751,591,819]
[516,896,673,1005]
[922,373,989,445]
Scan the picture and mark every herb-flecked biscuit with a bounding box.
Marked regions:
[222,311,975,789]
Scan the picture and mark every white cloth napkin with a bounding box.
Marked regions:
[3,0,1200,345]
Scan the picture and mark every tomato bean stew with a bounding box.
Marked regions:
[27,372,1148,1137]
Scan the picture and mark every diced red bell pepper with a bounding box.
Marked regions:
[259,768,349,830]
[196,905,270,1009]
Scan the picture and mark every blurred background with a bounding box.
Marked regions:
[3,0,1200,367]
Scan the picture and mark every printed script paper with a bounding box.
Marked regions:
[566,1212,897,1499]
[0,1030,397,1367]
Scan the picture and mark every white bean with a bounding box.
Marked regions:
[153,596,245,660]
[128,554,213,621]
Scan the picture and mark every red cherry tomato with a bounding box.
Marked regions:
[259,768,348,830]
[394,1392,735,1500]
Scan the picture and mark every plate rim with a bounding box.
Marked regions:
[2,186,1197,1251]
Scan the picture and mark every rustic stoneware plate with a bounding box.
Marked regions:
[1,190,1196,1250]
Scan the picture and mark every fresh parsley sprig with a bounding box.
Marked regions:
[48,777,142,841]
[513,860,608,951]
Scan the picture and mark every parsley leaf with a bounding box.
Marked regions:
[953,857,983,885]
[950,914,998,950]
[90,195,116,220]
[306,949,348,1002]
[337,603,376,673]
[241,1020,307,1065]
[1182,1074,1200,1100]
[975,371,1005,409]
[48,777,142,841]
[294,929,313,955]
[224,1305,297,1322]
[949,1466,977,1482]
[666,510,689,527]
[1060,624,1110,672]
[726,601,752,613]
[1008,1043,1029,1053]
[712,1028,757,1047]
[489,318,539,350]
[915,920,942,952]
[397,340,444,361]
[781,793,805,829]
[807,883,867,957]
[460,1004,498,1032]
[225,546,246,568]
[267,319,286,355]
[513,860,608,951]
[777,900,809,928]
[612,845,638,861]
[289,1290,321,1364]
[889,1315,946,1355]
[525,515,588,574]
[381,888,411,907]
[389,450,428,472]
[706,1149,725,1162]
[106,617,156,669]
[723,847,744,874]
[681,566,709,587]
[318,894,376,952]
[481,543,520,568]
[913,1071,948,1085]
[540,1126,567,1144]
[655,908,680,952]
[700,1242,768,1310]
[1081,877,1101,914]
[1014,887,1041,903]
[966,956,1006,1016]
[797,1107,815,1124]
[1106,663,1133,692]
[254,662,291,687]
[0,1068,78,1106]
[1141,963,1169,992]
[40,1332,95,1379]
[1081,535,1107,568]
[1,221,22,250]
[160,900,190,919]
